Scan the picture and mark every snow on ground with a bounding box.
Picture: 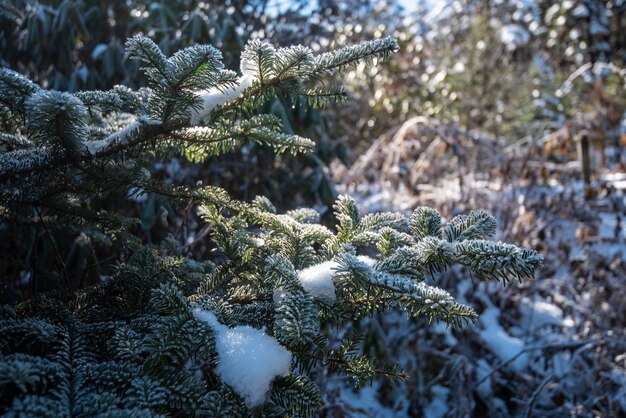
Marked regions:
[423,385,449,418]
[479,306,529,371]
[323,378,409,417]
[500,24,531,51]
[332,151,626,416]
[519,297,573,329]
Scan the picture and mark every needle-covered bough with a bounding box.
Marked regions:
[0,35,542,416]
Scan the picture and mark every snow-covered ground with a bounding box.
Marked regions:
[327,159,626,416]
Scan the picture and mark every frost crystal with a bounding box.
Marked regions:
[192,308,292,408]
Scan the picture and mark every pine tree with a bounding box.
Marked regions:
[0,36,542,416]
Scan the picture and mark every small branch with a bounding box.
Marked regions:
[470,338,602,392]
[304,352,409,382]
[523,374,554,418]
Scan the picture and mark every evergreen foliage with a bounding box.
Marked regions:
[0,35,542,415]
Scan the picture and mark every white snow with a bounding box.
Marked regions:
[432,321,458,346]
[192,308,292,408]
[357,255,377,267]
[520,298,569,329]
[479,307,528,371]
[500,25,530,51]
[590,21,609,36]
[126,187,148,203]
[474,359,493,396]
[295,256,375,304]
[329,379,408,417]
[189,75,254,125]
[551,352,572,378]
[297,260,338,304]
[193,308,222,329]
[85,118,161,155]
[85,121,139,155]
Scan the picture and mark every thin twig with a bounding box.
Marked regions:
[470,338,602,391]
[524,374,554,418]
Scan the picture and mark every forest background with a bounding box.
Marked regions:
[1,0,625,416]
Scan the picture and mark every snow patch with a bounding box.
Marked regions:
[590,21,609,36]
[297,261,337,304]
[85,121,139,155]
[357,255,377,267]
[500,25,530,51]
[330,379,408,417]
[479,307,528,371]
[520,298,569,329]
[126,187,148,203]
[192,308,292,408]
[189,75,254,125]
[432,321,458,346]
[475,359,493,396]
[85,118,161,155]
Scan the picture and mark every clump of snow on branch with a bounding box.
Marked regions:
[297,261,338,304]
[188,75,254,125]
[189,51,260,125]
[296,255,376,304]
[356,255,377,267]
[85,117,161,155]
[192,308,292,408]
[85,121,138,155]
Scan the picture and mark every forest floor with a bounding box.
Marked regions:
[321,119,626,417]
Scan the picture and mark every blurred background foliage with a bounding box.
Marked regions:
[4,0,624,171]
[2,0,625,291]
[0,0,398,211]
